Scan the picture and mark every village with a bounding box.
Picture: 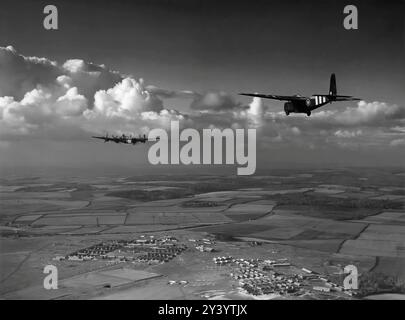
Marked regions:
[52,233,355,299]
[55,234,187,264]
[212,255,352,298]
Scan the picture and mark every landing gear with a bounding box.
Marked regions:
[285,111,290,116]
[306,111,311,116]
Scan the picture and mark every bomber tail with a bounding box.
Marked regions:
[329,73,337,96]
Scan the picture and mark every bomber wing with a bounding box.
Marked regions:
[92,136,113,142]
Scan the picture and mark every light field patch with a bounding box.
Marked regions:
[192,212,232,223]
[277,239,343,253]
[62,268,160,289]
[126,212,198,225]
[331,191,381,199]
[26,225,81,234]
[196,197,233,202]
[249,227,304,240]
[312,188,345,195]
[104,224,192,233]
[98,268,160,281]
[355,211,405,225]
[15,214,42,222]
[0,185,23,192]
[358,224,405,242]
[370,195,405,201]
[1,192,71,199]
[61,226,108,235]
[225,204,273,215]
[33,214,126,226]
[340,239,405,257]
[125,211,229,225]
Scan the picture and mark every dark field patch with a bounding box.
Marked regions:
[224,213,268,222]
[267,191,402,217]
[106,188,192,201]
[373,257,405,279]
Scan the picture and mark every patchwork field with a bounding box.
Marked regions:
[62,268,161,289]
[0,167,404,299]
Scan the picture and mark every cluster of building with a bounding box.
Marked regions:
[137,245,187,263]
[61,235,187,264]
[262,259,291,269]
[168,280,189,286]
[240,273,302,296]
[65,241,123,261]
[195,245,215,252]
[231,268,266,280]
[190,237,216,253]
[210,254,351,298]
[226,257,302,295]
[213,256,234,265]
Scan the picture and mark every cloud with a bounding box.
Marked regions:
[0,46,122,102]
[291,126,301,135]
[0,46,192,139]
[335,101,405,126]
[61,59,122,102]
[334,129,362,138]
[145,85,196,99]
[0,45,403,156]
[190,91,242,111]
[390,139,405,147]
[92,77,163,115]
[0,46,59,100]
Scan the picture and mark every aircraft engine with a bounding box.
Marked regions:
[284,102,295,115]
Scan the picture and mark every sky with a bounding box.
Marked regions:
[0,0,404,174]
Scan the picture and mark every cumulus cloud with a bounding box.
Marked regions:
[0,46,122,103]
[190,91,242,111]
[0,46,59,99]
[0,46,191,139]
[236,97,266,128]
[92,77,163,115]
[61,59,122,102]
[334,129,363,138]
[145,85,196,99]
[390,139,405,147]
[335,101,405,126]
[0,45,403,155]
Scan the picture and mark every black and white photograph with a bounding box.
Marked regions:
[0,0,404,307]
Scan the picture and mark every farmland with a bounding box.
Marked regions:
[0,167,404,299]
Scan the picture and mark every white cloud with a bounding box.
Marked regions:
[190,91,241,111]
[291,126,301,135]
[334,129,362,138]
[0,45,403,156]
[56,87,88,117]
[390,139,405,147]
[0,46,121,102]
[335,101,405,126]
[92,77,163,116]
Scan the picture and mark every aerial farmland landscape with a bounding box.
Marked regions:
[0,0,404,308]
[1,168,404,300]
